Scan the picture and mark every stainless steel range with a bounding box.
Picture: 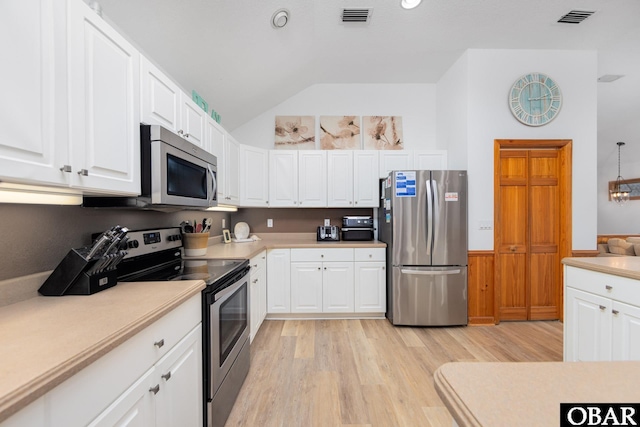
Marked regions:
[116,227,250,427]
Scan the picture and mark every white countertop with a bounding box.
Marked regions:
[562,256,640,280]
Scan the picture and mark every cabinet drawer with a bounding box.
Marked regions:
[566,266,640,307]
[291,248,354,262]
[249,250,267,272]
[354,248,385,262]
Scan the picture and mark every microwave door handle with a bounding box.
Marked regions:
[208,165,217,204]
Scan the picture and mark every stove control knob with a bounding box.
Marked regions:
[128,240,139,249]
[168,234,181,242]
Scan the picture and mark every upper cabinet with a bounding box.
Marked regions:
[140,56,180,131]
[178,93,206,149]
[269,151,327,207]
[378,151,414,178]
[327,150,379,208]
[0,0,68,187]
[223,134,241,205]
[67,0,141,195]
[240,145,269,207]
[268,150,298,207]
[298,151,327,207]
[414,150,448,170]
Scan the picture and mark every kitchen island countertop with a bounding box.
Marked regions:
[562,256,640,281]
[0,279,205,423]
[184,232,386,260]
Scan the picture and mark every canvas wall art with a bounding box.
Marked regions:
[319,116,361,150]
[363,116,403,150]
[274,116,316,149]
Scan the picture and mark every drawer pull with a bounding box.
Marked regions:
[59,165,72,173]
[324,267,327,270]
[252,279,258,284]
[321,254,324,258]
[154,339,165,348]
[612,310,620,315]
[605,285,613,291]
[317,267,321,271]
[149,384,160,395]
[77,169,89,176]
[161,371,172,381]
[253,264,258,268]
[599,305,606,311]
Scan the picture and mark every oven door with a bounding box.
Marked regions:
[150,140,217,207]
[208,276,249,398]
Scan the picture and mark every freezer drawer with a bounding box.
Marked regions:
[390,266,467,326]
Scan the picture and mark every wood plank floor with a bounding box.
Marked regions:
[225,319,563,427]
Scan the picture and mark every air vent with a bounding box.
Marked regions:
[598,75,625,83]
[557,10,595,24]
[342,8,371,23]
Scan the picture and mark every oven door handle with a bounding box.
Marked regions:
[214,275,246,302]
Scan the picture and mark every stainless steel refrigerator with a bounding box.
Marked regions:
[378,170,468,326]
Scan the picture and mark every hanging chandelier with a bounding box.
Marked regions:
[610,141,630,205]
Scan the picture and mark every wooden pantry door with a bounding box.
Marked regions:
[494,140,572,322]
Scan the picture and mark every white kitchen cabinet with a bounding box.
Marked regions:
[353,151,380,207]
[67,0,141,195]
[179,92,206,149]
[414,150,448,170]
[140,55,180,131]
[0,396,46,427]
[240,145,269,207]
[268,151,298,207]
[379,151,414,178]
[267,249,291,313]
[354,248,387,313]
[322,262,355,313]
[327,151,354,207]
[207,118,225,198]
[564,265,640,362]
[0,0,68,187]
[249,250,267,341]
[291,262,324,313]
[223,134,241,205]
[298,151,327,207]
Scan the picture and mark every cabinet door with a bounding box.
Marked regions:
[327,151,353,207]
[0,0,68,187]
[155,325,203,427]
[323,262,355,313]
[291,262,323,313]
[88,367,156,427]
[68,0,141,195]
[267,249,291,313]
[207,118,225,200]
[240,145,269,207]
[612,301,640,361]
[414,150,448,170]
[379,151,414,178]
[354,151,380,207]
[224,135,241,205]
[355,262,386,313]
[179,93,206,149]
[269,151,298,207]
[0,396,46,427]
[298,151,327,207]
[564,287,612,362]
[140,55,180,131]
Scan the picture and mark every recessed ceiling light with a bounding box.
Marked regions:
[271,9,289,29]
[401,0,422,9]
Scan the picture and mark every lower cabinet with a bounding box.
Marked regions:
[267,247,386,316]
[564,265,640,362]
[249,250,267,342]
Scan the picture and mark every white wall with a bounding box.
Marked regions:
[597,120,640,233]
[232,84,437,150]
[439,49,598,251]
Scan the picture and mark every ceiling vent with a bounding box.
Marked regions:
[598,74,625,83]
[557,10,595,24]
[342,8,371,23]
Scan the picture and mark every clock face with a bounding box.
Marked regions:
[509,73,562,126]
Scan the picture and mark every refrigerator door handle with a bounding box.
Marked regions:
[400,268,461,275]
[426,179,433,255]
[431,179,439,247]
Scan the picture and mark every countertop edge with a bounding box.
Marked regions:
[562,257,640,281]
[0,281,205,423]
[434,364,482,427]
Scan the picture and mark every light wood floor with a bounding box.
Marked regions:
[225,319,563,427]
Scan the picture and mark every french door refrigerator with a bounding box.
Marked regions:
[379,170,468,326]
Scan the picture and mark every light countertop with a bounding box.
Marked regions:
[184,233,386,260]
[0,279,205,423]
[434,361,640,427]
[562,256,640,281]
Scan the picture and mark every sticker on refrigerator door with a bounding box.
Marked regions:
[386,213,391,223]
[445,192,459,201]
[395,171,416,197]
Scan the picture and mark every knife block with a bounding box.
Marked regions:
[38,248,119,296]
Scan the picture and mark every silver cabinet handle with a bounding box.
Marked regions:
[184,133,190,138]
[294,201,297,204]
[161,371,172,381]
[317,267,321,270]
[77,169,89,176]
[355,201,358,205]
[612,309,620,315]
[252,279,258,284]
[324,267,327,270]
[349,201,352,204]
[599,305,606,311]
[59,165,72,173]
[253,264,258,268]
[606,285,613,291]
[321,254,324,258]
[369,254,373,258]
[262,256,266,259]
[149,384,160,395]
[177,130,184,135]
[382,266,385,270]
[154,339,165,348]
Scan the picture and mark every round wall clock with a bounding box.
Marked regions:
[509,72,562,126]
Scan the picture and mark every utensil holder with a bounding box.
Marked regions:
[38,247,122,296]
[182,232,210,256]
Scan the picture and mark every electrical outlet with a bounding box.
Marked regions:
[267,219,273,228]
[222,218,225,229]
[478,220,493,231]
[324,218,330,226]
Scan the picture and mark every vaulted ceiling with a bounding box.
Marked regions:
[96,0,640,134]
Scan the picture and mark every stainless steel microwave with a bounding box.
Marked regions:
[83,124,217,210]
